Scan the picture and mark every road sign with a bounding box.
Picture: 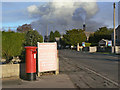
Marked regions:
[108,41,112,47]
[82,42,85,47]
[37,42,58,73]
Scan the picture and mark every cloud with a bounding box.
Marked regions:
[27,5,40,14]
[27,1,104,36]
[118,1,120,25]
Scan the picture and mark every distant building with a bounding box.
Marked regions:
[111,25,120,46]
[99,39,112,47]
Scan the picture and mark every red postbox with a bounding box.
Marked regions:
[25,46,37,81]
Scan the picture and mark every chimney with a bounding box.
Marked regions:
[83,24,86,31]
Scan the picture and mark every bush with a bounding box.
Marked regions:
[2,31,25,62]
[85,43,91,47]
[90,43,98,46]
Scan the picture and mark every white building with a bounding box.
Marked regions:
[99,39,112,46]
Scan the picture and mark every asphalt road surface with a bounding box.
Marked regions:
[59,49,119,88]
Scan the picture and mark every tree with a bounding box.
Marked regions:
[49,31,55,42]
[89,27,113,43]
[17,24,33,33]
[49,30,61,42]
[24,30,43,46]
[62,29,86,46]
[54,30,61,38]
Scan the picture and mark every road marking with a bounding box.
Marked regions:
[62,57,68,60]
[80,65,119,87]
[61,55,119,87]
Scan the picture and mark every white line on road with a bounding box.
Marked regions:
[81,65,119,87]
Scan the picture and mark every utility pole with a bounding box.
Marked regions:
[113,2,116,53]
[47,24,48,37]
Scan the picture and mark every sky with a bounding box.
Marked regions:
[1,1,119,35]
[2,2,44,27]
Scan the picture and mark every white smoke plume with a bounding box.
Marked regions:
[27,0,104,36]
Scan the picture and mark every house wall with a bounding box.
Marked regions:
[111,25,120,46]
[117,28,120,45]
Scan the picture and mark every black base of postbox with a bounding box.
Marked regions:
[26,73,36,81]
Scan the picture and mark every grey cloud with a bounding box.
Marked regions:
[28,1,105,36]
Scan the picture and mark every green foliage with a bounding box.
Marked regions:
[49,30,61,42]
[2,30,43,63]
[62,29,86,46]
[85,43,91,47]
[90,43,98,46]
[24,30,43,46]
[89,27,113,43]
[2,31,25,61]
[54,30,61,38]
[49,31,55,42]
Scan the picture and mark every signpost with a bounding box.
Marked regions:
[77,43,80,51]
[37,42,59,76]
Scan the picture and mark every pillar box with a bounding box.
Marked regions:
[25,46,37,81]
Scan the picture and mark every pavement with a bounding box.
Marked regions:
[2,74,76,88]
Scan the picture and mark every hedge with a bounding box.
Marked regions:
[2,31,25,61]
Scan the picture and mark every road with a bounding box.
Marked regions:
[59,49,119,88]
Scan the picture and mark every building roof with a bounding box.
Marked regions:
[99,39,110,42]
[112,25,120,34]
[116,25,120,29]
